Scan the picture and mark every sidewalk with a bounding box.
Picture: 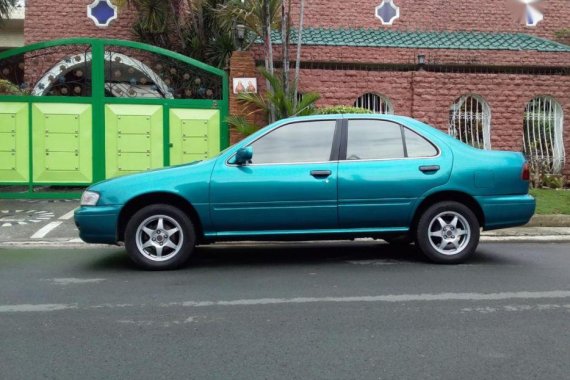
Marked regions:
[1,199,570,248]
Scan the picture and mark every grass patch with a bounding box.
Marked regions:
[530,189,570,215]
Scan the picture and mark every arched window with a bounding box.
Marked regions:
[523,96,565,174]
[449,95,491,150]
[354,93,394,114]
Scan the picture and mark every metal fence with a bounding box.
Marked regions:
[0,38,228,198]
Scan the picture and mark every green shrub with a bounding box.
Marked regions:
[317,106,373,115]
[0,79,24,95]
[543,174,566,189]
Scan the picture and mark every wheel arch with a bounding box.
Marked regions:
[411,191,485,232]
[117,192,204,243]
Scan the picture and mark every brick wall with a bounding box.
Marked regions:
[288,0,570,41]
[25,0,137,44]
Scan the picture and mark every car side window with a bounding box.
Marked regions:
[249,120,337,165]
[404,127,438,158]
[346,120,405,160]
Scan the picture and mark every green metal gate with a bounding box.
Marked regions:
[0,38,228,199]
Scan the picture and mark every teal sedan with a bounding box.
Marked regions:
[75,115,536,270]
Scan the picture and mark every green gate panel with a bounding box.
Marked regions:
[0,103,29,183]
[169,109,221,165]
[31,103,93,184]
[105,104,163,178]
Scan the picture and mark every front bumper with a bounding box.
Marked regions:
[74,205,122,244]
[476,194,536,231]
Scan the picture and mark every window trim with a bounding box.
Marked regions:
[340,118,440,162]
[226,118,342,167]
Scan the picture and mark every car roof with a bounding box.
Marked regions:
[282,113,416,123]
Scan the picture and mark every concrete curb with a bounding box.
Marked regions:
[526,215,570,228]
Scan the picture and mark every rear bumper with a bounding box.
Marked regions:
[476,194,536,231]
[74,205,122,244]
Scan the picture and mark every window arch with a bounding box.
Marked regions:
[354,93,394,114]
[523,96,565,174]
[449,95,491,150]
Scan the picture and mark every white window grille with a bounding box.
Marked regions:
[523,96,565,174]
[354,93,394,114]
[449,95,492,150]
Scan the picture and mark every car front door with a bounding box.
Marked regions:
[338,118,452,229]
[210,119,340,234]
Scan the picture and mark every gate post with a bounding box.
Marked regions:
[229,51,258,145]
[91,40,106,183]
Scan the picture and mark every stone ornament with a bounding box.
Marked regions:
[375,0,400,26]
[87,0,118,28]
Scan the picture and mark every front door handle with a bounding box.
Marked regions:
[311,170,332,179]
[419,165,440,173]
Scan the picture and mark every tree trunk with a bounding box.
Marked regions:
[293,0,305,109]
[281,0,290,97]
[170,0,187,50]
[265,0,276,122]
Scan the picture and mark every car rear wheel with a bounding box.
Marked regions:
[125,204,196,270]
[416,201,480,264]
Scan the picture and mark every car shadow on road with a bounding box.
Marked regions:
[86,241,517,272]
[192,241,426,267]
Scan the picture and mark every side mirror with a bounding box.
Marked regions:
[235,146,253,165]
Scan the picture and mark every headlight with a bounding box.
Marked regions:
[80,191,100,206]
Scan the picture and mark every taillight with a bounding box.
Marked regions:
[522,162,530,181]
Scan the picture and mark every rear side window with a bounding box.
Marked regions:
[250,120,336,164]
[346,120,405,160]
[404,128,438,157]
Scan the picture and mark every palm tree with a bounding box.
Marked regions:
[227,68,320,136]
[216,0,281,120]
[0,0,17,23]
[114,0,236,68]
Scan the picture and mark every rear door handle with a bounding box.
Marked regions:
[419,165,440,173]
[311,170,332,179]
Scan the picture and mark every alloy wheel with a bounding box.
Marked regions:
[427,211,471,256]
[135,215,184,262]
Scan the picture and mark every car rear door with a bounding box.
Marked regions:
[338,118,452,229]
[210,119,341,233]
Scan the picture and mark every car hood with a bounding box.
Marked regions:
[88,159,215,205]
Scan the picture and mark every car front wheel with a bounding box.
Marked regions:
[415,201,480,264]
[125,204,196,270]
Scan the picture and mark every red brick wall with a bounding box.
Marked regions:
[289,0,570,41]
[25,0,137,44]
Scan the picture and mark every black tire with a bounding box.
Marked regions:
[124,204,196,270]
[415,201,480,264]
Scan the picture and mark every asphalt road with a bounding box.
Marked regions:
[1,242,570,380]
